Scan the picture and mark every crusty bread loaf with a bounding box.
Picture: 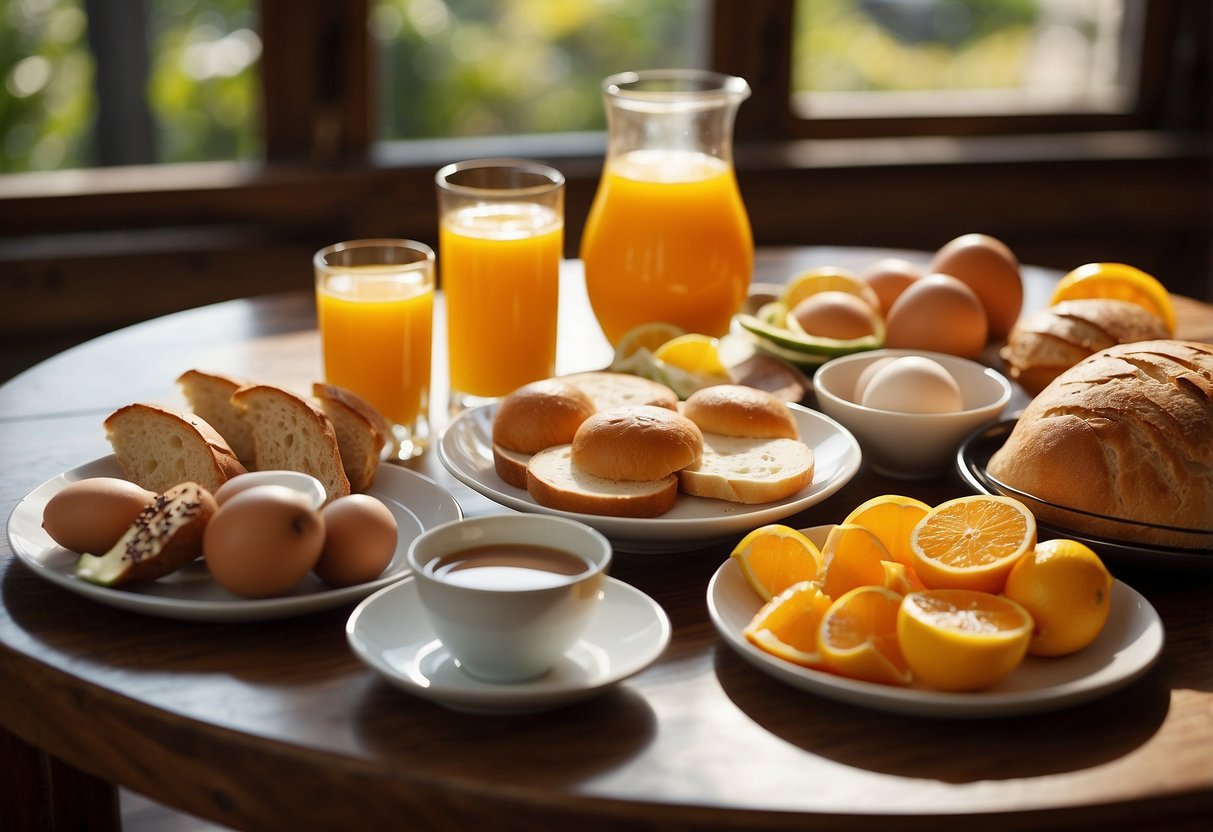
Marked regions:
[492,378,596,488]
[999,299,1170,395]
[678,435,814,503]
[312,382,389,492]
[104,403,247,494]
[231,384,351,502]
[560,371,678,411]
[176,369,256,467]
[987,340,1213,548]
[681,385,799,439]
[526,445,678,518]
[572,405,703,482]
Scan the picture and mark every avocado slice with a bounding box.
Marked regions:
[736,314,883,359]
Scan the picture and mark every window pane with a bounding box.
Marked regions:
[792,0,1140,119]
[373,0,707,140]
[0,0,260,172]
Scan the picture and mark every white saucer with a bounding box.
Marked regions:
[346,575,671,713]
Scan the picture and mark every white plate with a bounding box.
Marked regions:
[707,556,1165,718]
[437,402,862,553]
[346,575,671,713]
[6,456,462,622]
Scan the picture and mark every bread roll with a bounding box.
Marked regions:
[313,382,390,492]
[999,299,1169,395]
[560,371,678,411]
[987,340,1213,548]
[491,379,596,488]
[679,435,814,504]
[231,384,351,502]
[681,385,799,439]
[105,403,247,494]
[526,445,678,518]
[572,405,703,482]
[177,369,256,466]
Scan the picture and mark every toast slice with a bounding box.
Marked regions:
[231,384,351,502]
[104,403,247,494]
[312,382,390,492]
[526,445,677,518]
[678,434,814,504]
[176,369,256,467]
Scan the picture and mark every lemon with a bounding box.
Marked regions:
[1004,539,1114,657]
[1050,262,1176,334]
[730,524,824,602]
[653,333,728,376]
[612,322,686,364]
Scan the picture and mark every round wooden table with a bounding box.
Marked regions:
[2,249,1211,832]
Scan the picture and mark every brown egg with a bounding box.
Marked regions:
[202,485,325,598]
[860,258,922,315]
[790,291,882,340]
[885,274,989,359]
[313,495,398,588]
[42,477,155,554]
[931,233,1023,339]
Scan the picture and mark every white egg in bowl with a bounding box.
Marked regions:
[815,349,1012,479]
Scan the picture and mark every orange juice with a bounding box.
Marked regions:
[316,266,433,426]
[441,203,562,398]
[581,149,753,344]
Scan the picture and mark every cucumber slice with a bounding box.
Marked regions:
[736,314,882,358]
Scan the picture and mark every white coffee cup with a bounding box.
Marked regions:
[406,514,612,683]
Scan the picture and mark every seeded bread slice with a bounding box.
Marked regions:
[104,403,247,494]
[678,434,815,504]
[526,444,678,518]
[231,384,351,502]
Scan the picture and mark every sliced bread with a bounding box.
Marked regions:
[526,445,678,518]
[678,434,815,504]
[312,382,390,492]
[104,403,247,494]
[231,384,351,502]
[176,369,256,467]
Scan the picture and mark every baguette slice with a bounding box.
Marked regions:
[176,369,256,467]
[231,384,351,502]
[526,445,678,518]
[312,382,390,492]
[678,434,815,504]
[105,403,247,494]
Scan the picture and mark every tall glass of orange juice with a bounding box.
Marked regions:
[436,159,564,413]
[314,239,435,461]
[581,70,753,345]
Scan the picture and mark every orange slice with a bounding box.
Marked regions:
[818,585,912,686]
[1004,538,1114,657]
[909,495,1036,593]
[898,589,1034,691]
[880,560,927,595]
[1050,262,1175,334]
[842,494,931,567]
[730,524,824,602]
[743,580,832,668]
[820,523,890,600]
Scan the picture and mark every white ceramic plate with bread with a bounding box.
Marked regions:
[707,552,1165,718]
[438,402,862,553]
[7,456,462,621]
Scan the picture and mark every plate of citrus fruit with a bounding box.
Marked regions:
[707,494,1164,717]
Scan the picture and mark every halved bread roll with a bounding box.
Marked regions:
[571,406,703,482]
[681,385,799,439]
[104,403,247,494]
[560,371,678,411]
[231,384,351,502]
[679,435,815,504]
[492,379,596,488]
[526,445,678,518]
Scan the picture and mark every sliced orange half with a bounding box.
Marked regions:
[730,524,824,602]
[818,585,912,686]
[842,494,931,567]
[743,580,833,668]
[1050,262,1175,334]
[909,495,1036,593]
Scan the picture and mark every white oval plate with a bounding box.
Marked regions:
[346,575,671,714]
[6,456,462,622]
[437,402,862,553]
[707,556,1165,718]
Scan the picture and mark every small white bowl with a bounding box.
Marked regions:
[815,349,1012,479]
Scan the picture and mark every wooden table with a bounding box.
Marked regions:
[2,249,1211,832]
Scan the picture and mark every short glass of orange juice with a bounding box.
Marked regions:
[435,159,565,414]
[314,239,435,461]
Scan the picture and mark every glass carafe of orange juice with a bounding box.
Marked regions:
[581,69,753,344]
